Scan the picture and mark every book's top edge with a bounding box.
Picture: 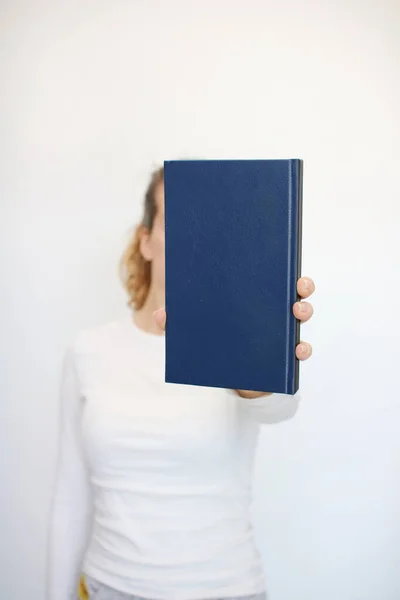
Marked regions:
[164,159,302,164]
[164,158,303,164]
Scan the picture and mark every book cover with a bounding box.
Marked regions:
[164,159,303,394]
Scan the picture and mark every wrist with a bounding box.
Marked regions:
[235,390,273,399]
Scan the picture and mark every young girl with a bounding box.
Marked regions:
[48,166,315,600]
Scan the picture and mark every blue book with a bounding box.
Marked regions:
[164,159,303,395]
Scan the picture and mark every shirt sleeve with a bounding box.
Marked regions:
[230,389,301,424]
[47,345,92,600]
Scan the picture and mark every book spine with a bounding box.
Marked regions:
[286,159,303,394]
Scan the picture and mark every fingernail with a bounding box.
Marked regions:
[300,344,308,354]
[297,302,307,312]
[303,278,311,290]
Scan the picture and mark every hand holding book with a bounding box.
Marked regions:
[154,274,314,399]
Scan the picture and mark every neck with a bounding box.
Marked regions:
[133,283,165,336]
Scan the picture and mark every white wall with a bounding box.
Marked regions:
[1,1,399,598]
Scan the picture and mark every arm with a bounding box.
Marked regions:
[234,390,301,424]
[47,345,92,600]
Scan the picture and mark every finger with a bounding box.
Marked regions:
[293,301,314,322]
[297,277,315,299]
[153,308,167,331]
[296,341,312,360]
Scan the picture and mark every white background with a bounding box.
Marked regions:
[1,1,399,599]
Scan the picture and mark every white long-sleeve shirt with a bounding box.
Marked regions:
[48,316,300,600]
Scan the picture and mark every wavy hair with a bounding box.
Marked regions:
[119,166,164,310]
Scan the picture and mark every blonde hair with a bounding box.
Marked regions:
[119,166,164,310]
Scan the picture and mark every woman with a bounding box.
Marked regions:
[48,166,315,600]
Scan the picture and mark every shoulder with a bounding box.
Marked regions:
[69,319,123,357]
